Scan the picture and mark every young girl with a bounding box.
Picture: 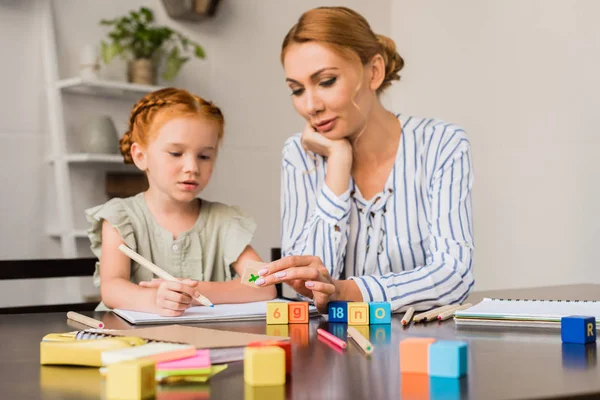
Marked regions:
[255,7,474,313]
[86,88,276,316]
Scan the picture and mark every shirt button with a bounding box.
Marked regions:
[172,244,179,251]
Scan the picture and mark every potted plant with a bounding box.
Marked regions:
[99,7,205,85]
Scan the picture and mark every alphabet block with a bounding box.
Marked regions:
[348,302,369,325]
[328,301,348,323]
[288,302,309,323]
[369,302,392,324]
[561,316,596,344]
[266,302,288,325]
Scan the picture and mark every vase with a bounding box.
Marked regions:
[80,116,119,154]
[127,58,156,85]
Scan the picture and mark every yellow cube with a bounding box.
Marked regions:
[244,347,286,386]
[267,302,289,324]
[348,302,370,325]
[106,359,155,399]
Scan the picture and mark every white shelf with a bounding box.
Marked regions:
[48,229,88,239]
[57,77,163,97]
[46,153,142,166]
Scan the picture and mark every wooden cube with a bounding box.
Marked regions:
[106,358,156,399]
[348,302,370,325]
[369,302,392,324]
[289,324,309,347]
[328,301,348,323]
[244,347,285,386]
[561,316,597,344]
[399,337,436,374]
[241,263,265,288]
[370,325,391,344]
[266,324,289,338]
[428,340,468,378]
[247,340,292,374]
[266,302,288,325]
[288,302,309,323]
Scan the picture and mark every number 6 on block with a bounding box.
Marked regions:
[267,303,289,324]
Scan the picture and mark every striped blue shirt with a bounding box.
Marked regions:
[280,114,474,312]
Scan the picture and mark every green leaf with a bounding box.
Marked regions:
[194,45,205,59]
[163,47,189,81]
[140,7,153,23]
[101,41,122,64]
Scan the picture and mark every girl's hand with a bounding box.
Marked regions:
[254,256,339,314]
[139,278,199,317]
[301,123,352,158]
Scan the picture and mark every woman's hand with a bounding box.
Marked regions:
[301,123,352,158]
[254,255,340,314]
[139,278,200,317]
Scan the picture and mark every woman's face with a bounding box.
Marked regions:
[283,42,373,140]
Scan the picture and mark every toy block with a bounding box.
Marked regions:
[288,302,309,323]
[348,302,370,325]
[328,323,348,341]
[428,340,468,378]
[266,324,289,338]
[399,337,436,374]
[370,325,391,344]
[369,302,392,324]
[244,346,285,386]
[289,324,309,347]
[241,262,265,288]
[430,377,461,400]
[328,301,348,322]
[561,343,597,369]
[401,373,429,399]
[244,383,285,400]
[106,358,156,399]
[266,302,288,325]
[561,316,596,344]
[248,340,292,374]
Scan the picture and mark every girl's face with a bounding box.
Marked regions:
[283,42,374,140]
[134,116,219,204]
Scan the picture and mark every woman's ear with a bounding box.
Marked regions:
[368,53,386,92]
[130,142,148,171]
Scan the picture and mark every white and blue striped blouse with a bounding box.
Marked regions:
[280,114,475,312]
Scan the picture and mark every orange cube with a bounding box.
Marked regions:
[288,302,309,323]
[399,338,436,374]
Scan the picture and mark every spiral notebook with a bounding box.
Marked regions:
[454,297,600,329]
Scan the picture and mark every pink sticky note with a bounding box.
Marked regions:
[156,349,210,371]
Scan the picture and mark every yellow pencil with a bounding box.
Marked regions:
[118,244,213,307]
[401,307,415,326]
[347,326,374,355]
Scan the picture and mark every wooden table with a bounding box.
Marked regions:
[2,284,600,399]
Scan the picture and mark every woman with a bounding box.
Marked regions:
[254,6,474,313]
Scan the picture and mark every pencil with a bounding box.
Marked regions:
[347,326,374,355]
[118,244,214,307]
[413,305,454,323]
[437,303,473,321]
[401,307,415,326]
[316,328,347,349]
[66,311,104,329]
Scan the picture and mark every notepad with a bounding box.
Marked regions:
[112,299,319,325]
[454,298,600,328]
[101,342,196,366]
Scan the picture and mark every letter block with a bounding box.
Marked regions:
[244,346,286,386]
[400,338,436,374]
[428,340,468,378]
[348,302,370,325]
[266,302,288,325]
[369,302,392,324]
[561,316,597,344]
[288,302,309,323]
[106,358,156,399]
[328,301,348,323]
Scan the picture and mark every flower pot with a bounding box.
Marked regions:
[127,58,156,85]
[80,115,119,154]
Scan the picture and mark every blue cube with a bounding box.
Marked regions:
[328,301,348,323]
[561,316,596,344]
[369,302,392,324]
[428,340,468,378]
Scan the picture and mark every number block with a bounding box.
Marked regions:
[244,346,285,386]
[266,325,289,338]
[267,302,288,325]
[328,301,348,323]
[106,358,156,399]
[348,302,370,325]
[428,340,468,378]
[399,337,436,374]
[369,302,392,324]
[247,340,292,375]
[288,302,309,323]
[561,315,597,344]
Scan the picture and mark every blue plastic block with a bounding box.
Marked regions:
[328,301,348,323]
[561,316,596,344]
[428,341,468,378]
[369,302,392,324]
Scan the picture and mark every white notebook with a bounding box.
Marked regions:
[454,297,600,327]
[113,299,319,325]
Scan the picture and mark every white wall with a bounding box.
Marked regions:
[0,0,391,306]
[389,0,600,290]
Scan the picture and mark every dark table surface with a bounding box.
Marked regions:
[2,284,600,400]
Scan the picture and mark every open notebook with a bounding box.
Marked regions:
[454,298,600,329]
[112,299,319,325]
